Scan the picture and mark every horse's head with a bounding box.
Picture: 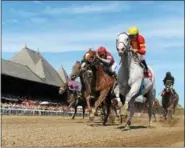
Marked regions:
[154,98,160,106]
[84,48,97,64]
[70,61,81,80]
[165,80,173,93]
[84,48,102,71]
[116,32,130,56]
[58,82,68,95]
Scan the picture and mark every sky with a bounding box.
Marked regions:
[2,1,184,106]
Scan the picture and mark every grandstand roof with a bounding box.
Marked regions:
[2,59,43,83]
[58,66,68,84]
[2,45,66,87]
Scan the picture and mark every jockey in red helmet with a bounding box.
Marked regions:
[96,46,117,78]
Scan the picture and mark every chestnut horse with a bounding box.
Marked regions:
[83,49,117,125]
[70,60,118,125]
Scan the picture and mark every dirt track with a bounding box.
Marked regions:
[2,115,184,147]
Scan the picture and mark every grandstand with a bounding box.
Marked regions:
[2,45,68,104]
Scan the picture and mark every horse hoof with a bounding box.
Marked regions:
[123,124,131,131]
[126,120,131,126]
[103,123,107,126]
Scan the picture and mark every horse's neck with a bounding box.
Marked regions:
[128,52,141,68]
[79,75,85,91]
[122,52,143,75]
[120,53,130,78]
[96,65,113,88]
[95,66,103,83]
[80,72,91,95]
[118,52,143,94]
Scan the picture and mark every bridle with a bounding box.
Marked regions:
[116,32,130,54]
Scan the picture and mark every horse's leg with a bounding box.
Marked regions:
[72,106,77,119]
[91,89,110,120]
[119,94,126,124]
[101,103,106,122]
[103,100,111,126]
[173,95,179,114]
[94,89,110,113]
[153,112,156,122]
[82,104,85,119]
[67,100,74,112]
[123,79,142,129]
[164,108,168,120]
[167,100,174,122]
[85,95,91,112]
[152,107,156,122]
[145,88,154,127]
[113,105,119,118]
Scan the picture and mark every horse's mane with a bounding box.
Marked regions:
[74,60,94,95]
[83,48,96,59]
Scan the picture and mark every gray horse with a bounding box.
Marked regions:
[116,32,156,129]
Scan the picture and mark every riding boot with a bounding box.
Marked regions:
[141,60,149,76]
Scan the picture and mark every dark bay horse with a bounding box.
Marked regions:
[140,98,161,122]
[161,83,179,121]
[65,83,86,119]
[70,61,94,118]
[58,66,87,119]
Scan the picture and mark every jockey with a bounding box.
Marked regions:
[128,26,149,76]
[96,46,117,78]
[68,81,81,98]
[161,72,176,97]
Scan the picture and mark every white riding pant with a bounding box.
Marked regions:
[137,53,145,61]
[110,62,117,73]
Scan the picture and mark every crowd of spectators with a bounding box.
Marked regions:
[1,103,70,111]
[1,93,83,112]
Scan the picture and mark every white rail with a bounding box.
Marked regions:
[1,108,88,116]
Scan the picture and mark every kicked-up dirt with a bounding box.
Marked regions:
[2,114,184,147]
